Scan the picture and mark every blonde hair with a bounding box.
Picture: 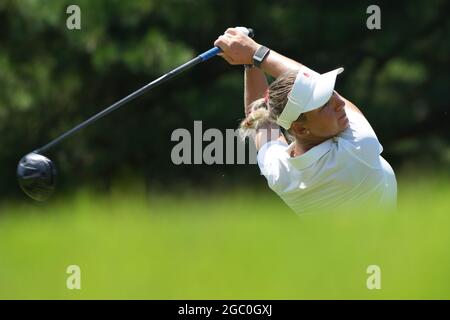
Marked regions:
[239,98,271,139]
[239,70,304,140]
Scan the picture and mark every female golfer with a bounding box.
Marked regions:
[215,28,397,213]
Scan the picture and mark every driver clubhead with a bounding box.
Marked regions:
[17,153,57,202]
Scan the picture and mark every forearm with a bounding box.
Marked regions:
[244,67,268,116]
[260,50,303,78]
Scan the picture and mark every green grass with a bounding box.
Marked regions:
[0,175,449,299]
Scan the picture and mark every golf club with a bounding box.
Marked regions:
[17,27,254,201]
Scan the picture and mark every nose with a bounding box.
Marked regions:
[334,94,345,112]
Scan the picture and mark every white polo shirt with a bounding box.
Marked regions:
[257,107,397,214]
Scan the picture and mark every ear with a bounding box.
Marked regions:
[290,121,309,136]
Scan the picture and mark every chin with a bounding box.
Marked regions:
[337,126,347,134]
[338,121,349,131]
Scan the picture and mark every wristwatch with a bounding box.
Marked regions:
[252,45,271,68]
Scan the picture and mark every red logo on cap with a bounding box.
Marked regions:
[303,72,310,78]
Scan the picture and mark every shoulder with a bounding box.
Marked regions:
[257,140,292,192]
[337,98,384,168]
[257,139,290,172]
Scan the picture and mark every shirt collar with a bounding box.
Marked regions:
[286,139,334,170]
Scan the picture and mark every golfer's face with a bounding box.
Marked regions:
[305,91,349,137]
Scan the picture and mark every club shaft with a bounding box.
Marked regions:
[33,27,254,154]
[35,55,205,154]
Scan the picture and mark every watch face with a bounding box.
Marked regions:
[253,46,270,67]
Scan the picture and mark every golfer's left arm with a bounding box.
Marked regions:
[214,28,308,77]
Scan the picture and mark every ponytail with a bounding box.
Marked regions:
[239,98,272,140]
[238,70,300,143]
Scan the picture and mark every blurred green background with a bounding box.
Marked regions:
[0,0,449,299]
[1,174,449,299]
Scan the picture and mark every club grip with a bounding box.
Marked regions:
[237,27,254,38]
[199,27,254,61]
[199,47,222,61]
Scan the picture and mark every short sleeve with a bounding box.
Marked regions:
[338,107,383,168]
[257,140,291,192]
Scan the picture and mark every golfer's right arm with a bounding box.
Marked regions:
[244,67,287,149]
[244,67,268,115]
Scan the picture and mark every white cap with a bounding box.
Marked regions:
[276,67,344,130]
